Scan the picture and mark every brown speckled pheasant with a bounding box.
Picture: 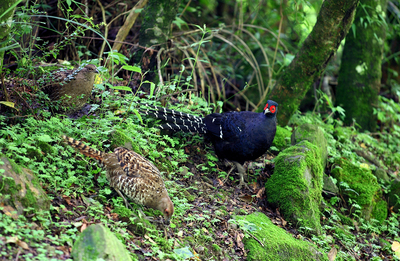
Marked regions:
[62,135,174,224]
[43,64,98,112]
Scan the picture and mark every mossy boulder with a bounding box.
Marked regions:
[266,141,324,235]
[236,212,328,261]
[272,126,292,150]
[291,123,328,168]
[71,223,132,261]
[388,179,400,212]
[0,156,50,215]
[323,174,339,194]
[331,158,387,222]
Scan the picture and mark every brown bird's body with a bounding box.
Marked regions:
[43,64,98,112]
[62,136,174,223]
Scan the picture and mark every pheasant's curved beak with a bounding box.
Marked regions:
[264,108,270,114]
[164,217,170,225]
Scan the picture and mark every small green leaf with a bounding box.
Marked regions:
[37,134,53,142]
[122,65,141,73]
[143,81,156,98]
[111,86,132,91]
[132,109,143,125]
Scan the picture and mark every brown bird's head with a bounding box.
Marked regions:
[158,196,174,225]
[64,63,98,83]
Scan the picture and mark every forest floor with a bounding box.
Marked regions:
[0,86,399,260]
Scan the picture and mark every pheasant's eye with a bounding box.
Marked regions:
[264,103,269,111]
[270,105,276,113]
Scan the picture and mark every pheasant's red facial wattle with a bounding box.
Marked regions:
[270,105,276,113]
[264,103,269,111]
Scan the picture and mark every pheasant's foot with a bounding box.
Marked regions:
[233,161,250,190]
[138,209,165,224]
[115,188,135,211]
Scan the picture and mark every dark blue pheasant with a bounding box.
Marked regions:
[140,100,278,187]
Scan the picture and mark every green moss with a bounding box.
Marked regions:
[237,212,328,261]
[111,129,139,152]
[332,158,385,220]
[265,141,323,234]
[336,212,353,226]
[212,244,221,252]
[292,123,328,167]
[1,175,20,196]
[71,224,131,260]
[388,180,400,212]
[20,184,37,208]
[371,199,387,222]
[8,159,22,174]
[36,141,53,154]
[272,126,292,150]
[332,159,380,206]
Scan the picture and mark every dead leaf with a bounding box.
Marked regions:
[256,187,265,198]
[80,223,87,232]
[217,179,224,186]
[144,234,156,244]
[192,249,201,261]
[236,233,244,249]
[328,246,337,261]
[1,205,19,219]
[17,240,29,250]
[392,241,400,258]
[6,236,29,249]
[6,236,18,244]
[62,195,72,205]
[360,143,367,149]
[238,194,253,203]
[281,217,287,226]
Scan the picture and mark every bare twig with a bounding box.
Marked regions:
[96,0,107,59]
[156,47,165,88]
[247,232,264,247]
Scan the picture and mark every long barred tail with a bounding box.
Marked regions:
[62,135,105,162]
[138,103,208,134]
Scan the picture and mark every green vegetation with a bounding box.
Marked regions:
[1,0,400,260]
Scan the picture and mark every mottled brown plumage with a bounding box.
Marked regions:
[62,135,174,223]
[43,64,98,112]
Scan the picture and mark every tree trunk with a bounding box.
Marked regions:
[266,0,359,126]
[0,0,17,74]
[336,0,388,131]
[134,0,182,72]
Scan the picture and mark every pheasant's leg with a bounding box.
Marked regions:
[233,161,250,189]
[115,188,134,210]
[221,160,236,184]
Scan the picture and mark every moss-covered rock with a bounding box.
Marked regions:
[388,179,400,212]
[373,168,390,183]
[0,156,50,215]
[111,129,136,151]
[323,174,339,194]
[291,123,328,167]
[236,212,328,261]
[266,141,323,235]
[331,158,387,221]
[272,126,292,150]
[71,223,132,261]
